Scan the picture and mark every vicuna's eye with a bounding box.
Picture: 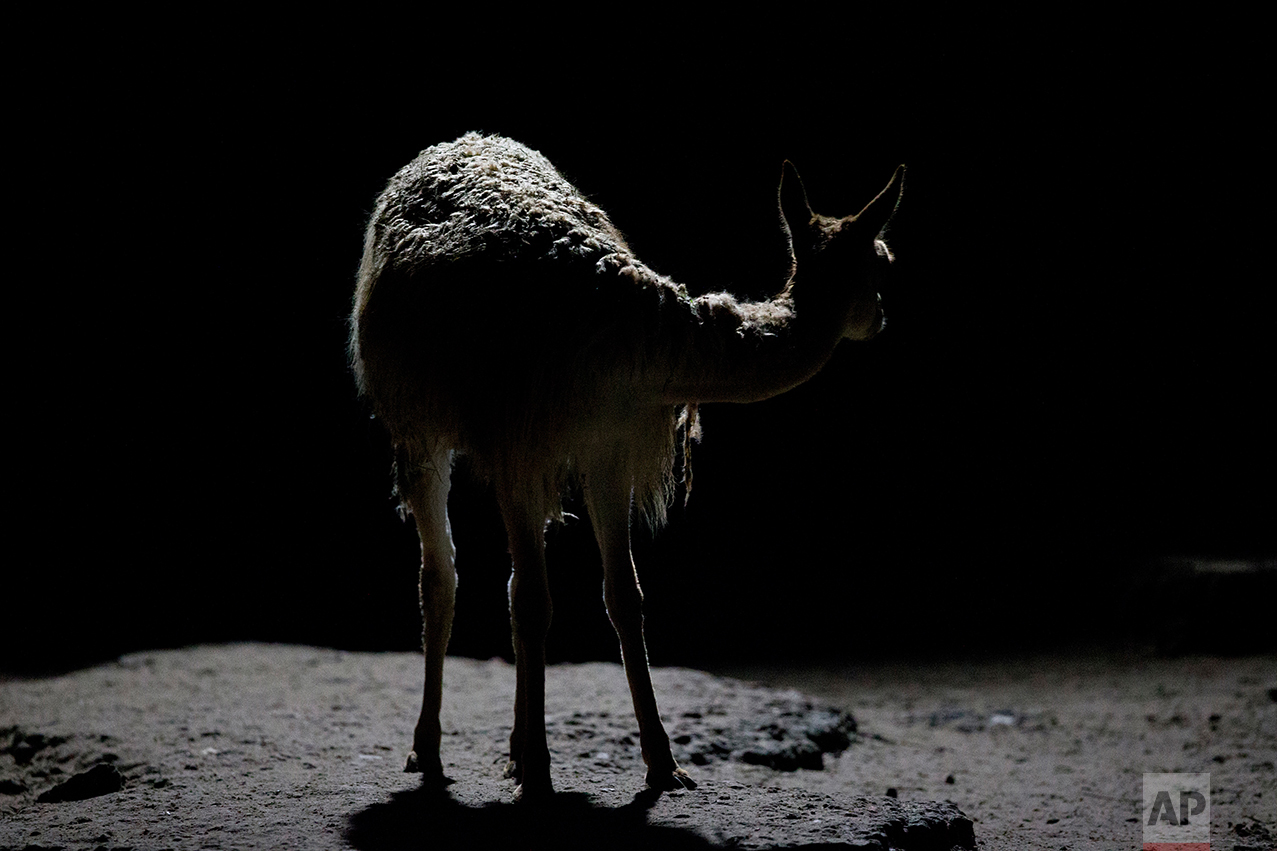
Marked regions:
[874,238,894,262]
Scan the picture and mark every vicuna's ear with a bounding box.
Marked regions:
[854,164,906,237]
[778,161,814,238]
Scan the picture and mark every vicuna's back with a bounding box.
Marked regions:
[351,133,688,516]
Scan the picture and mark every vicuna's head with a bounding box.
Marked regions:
[779,162,904,342]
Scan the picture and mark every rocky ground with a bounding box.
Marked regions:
[1,644,1274,849]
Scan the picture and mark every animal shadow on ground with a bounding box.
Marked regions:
[345,786,714,850]
[345,784,873,850]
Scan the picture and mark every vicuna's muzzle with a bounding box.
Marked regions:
[845,292,885,342]
[866,293,886,339]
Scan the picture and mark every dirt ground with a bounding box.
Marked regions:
[1,644,1273,850]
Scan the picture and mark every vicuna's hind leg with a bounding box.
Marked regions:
[400,448,457,785]
[500,495,554,801]
[586,465,695,792]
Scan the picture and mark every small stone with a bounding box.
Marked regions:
[741,736,823,771]
[36,764,125,803]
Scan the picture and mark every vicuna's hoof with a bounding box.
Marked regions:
[404,751,452,788]
[647,766,697,791]
[513,773,554,803]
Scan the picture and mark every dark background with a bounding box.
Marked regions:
[10,16,1272,673]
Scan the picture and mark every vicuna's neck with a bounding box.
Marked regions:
[651,285,847,405]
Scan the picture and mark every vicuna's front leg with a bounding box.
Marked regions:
[501,496,554,801]
[586,465,695,792]
[401,450,457,785]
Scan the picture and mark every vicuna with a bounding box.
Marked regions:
[350,133,902,800]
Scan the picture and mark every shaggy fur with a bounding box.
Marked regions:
[350,132,902,799]
[352,133,692,525]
